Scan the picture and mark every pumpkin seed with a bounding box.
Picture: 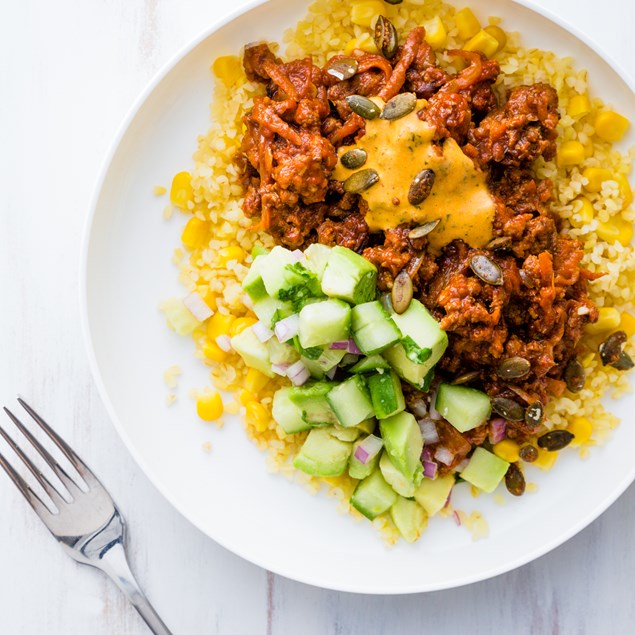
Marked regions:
[564,358,585,393]
[346,95,381,119]
[486,236,512,252]
[374,15,399,59]
[451,370,480,385]
[408,219,440,240]
[408,169,436,206]
[519,444,538,463]
[599,330,627,366]
[524,401,544,428]
[342,168,380,194]
[611,350,635,371]
[384,0,403,4]
[381,92,417,120]
[504,463,526,496]
[537,429,574,452]
[491,397,525,422]
[326,57,359,81]
[497,356,531,380]
[391,270,413,315]
[470,254,504,286]
[519,269,535,288]
[340,148,368,170]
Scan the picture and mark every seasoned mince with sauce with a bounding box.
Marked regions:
[236,27,599,438]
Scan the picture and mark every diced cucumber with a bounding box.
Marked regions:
[321,246,377,305]
[356,418,376,435]
[259,246,296,296]
[379,451,418,498]
[330,425,362,443]
[242,254,268,302]
[230,327,273,377]
[252,296,292,329]
[304,243,332,280]
[326,375,375,428]
[460,448,509,493]
[298,299,351,348]
[266,338,300,366]
[348,434,383,479]
[351,301,402,355]
[350,355,391,374]
[436,383,491,432]
[390,496,427,543]
[293,428,353,477]
[301,348,347,379]
[272,388,311,434]
[350,469,397,520]
[414,474,455,517]
[367,370,405,419]
[379,410,423,481]
[288,382,340,426]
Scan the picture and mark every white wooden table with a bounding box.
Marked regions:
[2,1,635,633]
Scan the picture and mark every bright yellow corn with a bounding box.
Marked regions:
[153,185,167,196]
[229,317,257,337]
[580,351,596,368]
[456,8,481,40]
[245,368,269,394]
[196,392,224,421]
[570,197,594,228]
[582,167,612,192]
[239,390,255,406]
[203,341,228,363]
[217,245,245,265]
[170,171,193,210]
[597,218,633,246]
[567,94,591,119]
[594,110,630,143]
[181,217,209,250]
[615,174,633,207]
[344,33,379,55]
[463,29,499,57]
[484,25,507,51]
[558,140,585,167]
[424,15,448,50]
[492,439,520,463]
[207,312,235,340]
[585,306,621,335]
[620,312,635,337]
[350,1,384,27]
[584,140,594,158]
[533,448,558,471]
[245,401,270,432]
[212,55,242,88]
[567,416,593,447]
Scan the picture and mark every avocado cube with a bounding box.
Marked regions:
[379,411,423,482]
[390,496,428,543]
[460,447,509,493]
[293,428,353,477]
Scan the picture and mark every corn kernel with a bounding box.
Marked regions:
[424,15,448,50]
[229,317,257,337]
[533,448,558,471]
[567,94,591,119]
[153,185,167,196]
[615,174,633,207]
[484,25,507,51]
[350,1,384,27]
[245,368,269,394]
[203,341,228,363]
[217,245,245,265]
[597,218,633,246]
[585,306,621,335]
[207,312,235,340]
[570,197,594,228]
[181,217,209,250]
[212,55,242,88]
[594,110,630,143]
[582,167,612,192]
[580,351,596,368]
[170,171,193,210]
[245,401,270,432]
[456,8,481,40]
[239,390,255,406]
[558,140,585,167]
[463,29,499,58]
[584,140,594,158]
[492,439,520,463]
[196,392,224,421]
[567,416,593,447]
[619,312,635,338]
[344,33,379,55]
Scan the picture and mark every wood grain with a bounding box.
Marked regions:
[1,1,634,633]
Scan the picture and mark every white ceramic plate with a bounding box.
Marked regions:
[82,0,635,593]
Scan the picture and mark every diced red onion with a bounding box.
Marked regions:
[489,417,507,445]
[271,363,290,376]
[410,398,428,418]
[453,510,461,526]
[341,353,359,366]
[215,334,232,352]
[434,446,454,466]
[183,291,213,322]
[354,435,383,465]
[330,340,350,350]
[456,458,469,472]
[287,360,310,386]
[252,321,274,343]
[347,339,362,355]
[326,367,338,380]
[429,388,441,420]
[422,460,438,479]
[419,419,440,444]
[421,446,434,462]
[274,314,299,343]
[291,249,305,262]
[443,490,452,510]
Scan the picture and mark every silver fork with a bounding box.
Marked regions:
[0,398,172,635]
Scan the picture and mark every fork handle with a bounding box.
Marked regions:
[96,541,172,635]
